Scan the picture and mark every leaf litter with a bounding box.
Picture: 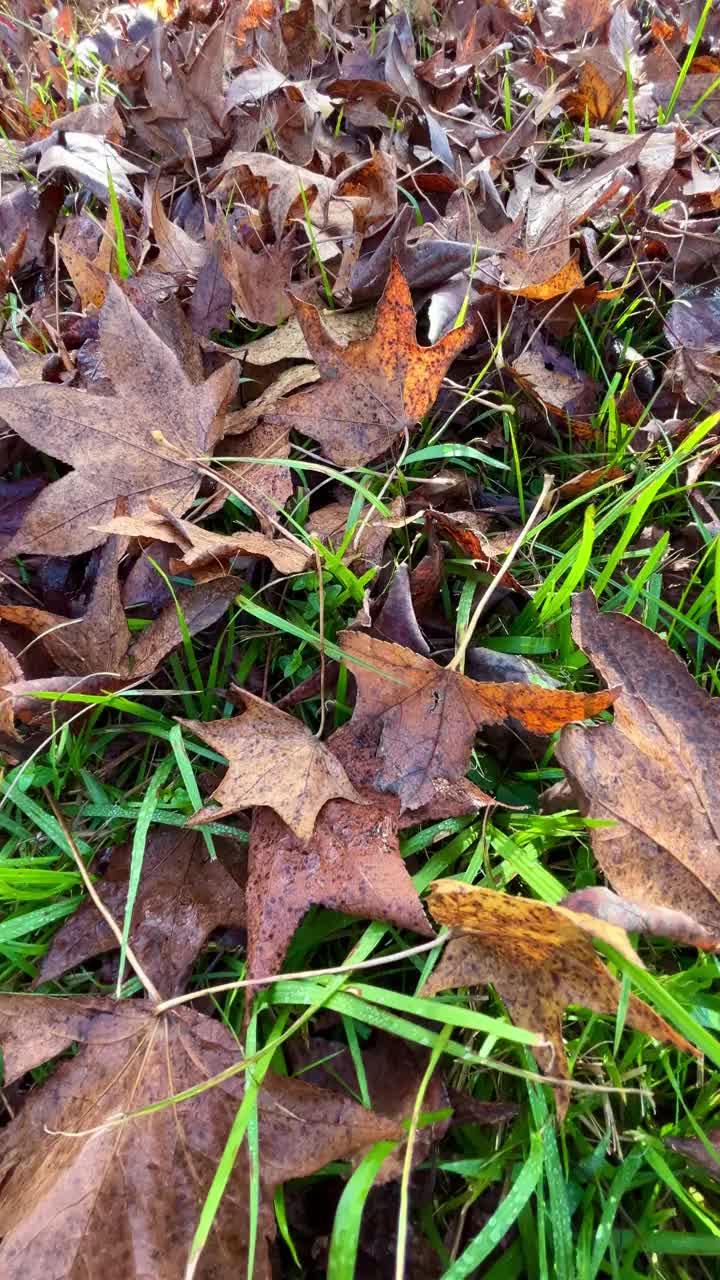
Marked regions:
[0,0,719,1274]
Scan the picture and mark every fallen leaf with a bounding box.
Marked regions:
[32,131,143,206]
[666,1130,720,1182]
[38,829,247,995]
[0,995,400,1279]
[0,282,238,557]
[556,590,720,946]
[0,637,22,738]
[263,257,479,465]
[181,689,362,839]
[128,576,242,679]
[341,630,616,811]
[565,62,625,126]
[509,342,599,440]
[242,305,376,366]
[0,537,128,677]
[561,886,720,953]
[102,503,310,579]
[424,879,695,1118]
[426,510,527,594]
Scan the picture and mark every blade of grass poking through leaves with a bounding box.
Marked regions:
[105,163,130,279]
[169,724,215,858]
[115,755,174,996]
[327,1140,400,1280]
[184,1006,287,1280]
[442,1133,544,1280]
[595,942,720,1066]
[395,1023,452,1280]
[403,442,508,470]
[525,1067,573,1280]
[660,0,713,122]
[589,1146,645,1279]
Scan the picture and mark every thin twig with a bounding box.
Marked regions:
[153,936,446,1014]
[44,790,162,1003]
[448,473,554,673]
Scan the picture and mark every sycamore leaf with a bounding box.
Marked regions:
[181,689,362,840]
[37,830,247,997]
[341,631,617,812]
[263,256,478,465]
[424,880,695,1119]
[0,283,238,557]
[0,996,400,1280]
[557,590,720,948]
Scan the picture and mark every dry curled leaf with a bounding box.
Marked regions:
[341,631,617,812]
[0,996,400,1279]
[263,256,479,465]
[424,879,695,1118]
[0,284,238,558]
[181,689,362,839]
[37,830,247,996]
[102,504,310,579]
[557,590,720,947]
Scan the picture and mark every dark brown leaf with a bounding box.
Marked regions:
[0,996,400,1279]
[0,284,238,557]
[341,631,617,811]
[37,829,247,997]
[557,590,720,947]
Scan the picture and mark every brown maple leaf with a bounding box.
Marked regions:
[246,716,468,985]
[556,590,720,948]
[263,256,478,466]
[0,282,238,557]
[341,631,617,812]
[0,996,400,1280]
[37,830,247,997]
[181,689,362,840]
[424,879,695,1118]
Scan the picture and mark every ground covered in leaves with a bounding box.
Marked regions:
[1,0,720,1276]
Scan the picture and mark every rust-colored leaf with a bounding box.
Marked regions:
[263,256,478,465]
[0,996,400,1279]
[341,631,617,812]
[181,689,362,840]
[557,590,720,947]
[424,879,695,1118]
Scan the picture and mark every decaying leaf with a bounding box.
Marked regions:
[0,284,238,557]
[263,257,479,465]
[557,590,720,947]
[102,503,310,579]
[509,343,599,440]
[666,1130,720,1182]
[181,689,362,839]
[561,886,720,953]
[245,716,449,984]
[424,879,695,1118]
[0,537,128,677]
[341,631,617,811]
[0,996,400,1279]
[37,830,247,996]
